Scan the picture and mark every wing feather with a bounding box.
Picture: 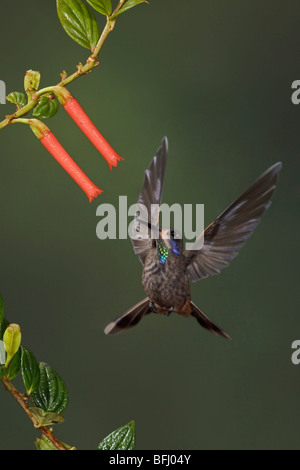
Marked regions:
[184,162,282,281]
[131,137,168,263]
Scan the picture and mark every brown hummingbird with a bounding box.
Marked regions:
[104,137,282,338]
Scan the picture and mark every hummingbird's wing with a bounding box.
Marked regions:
[104,298,152,334]
[131,137,168,264]
[184,162,282,281]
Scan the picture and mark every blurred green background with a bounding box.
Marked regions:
[0,0,299,450]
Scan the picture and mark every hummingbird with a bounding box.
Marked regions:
[104,137,282,338]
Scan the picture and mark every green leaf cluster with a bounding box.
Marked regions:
[56,0,148,50]
[7,71,59,119]
[0,292,136,450]
[57,0,100,50]
[0,294,68,417]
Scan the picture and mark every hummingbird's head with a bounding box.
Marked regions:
[159,228,183,255]
[135,217,184,258]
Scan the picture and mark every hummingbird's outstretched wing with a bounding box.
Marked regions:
[131,137,168,264]
[184,162,282,281]
[104,298,153,334]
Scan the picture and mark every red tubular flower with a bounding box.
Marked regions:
[30,120,103,202]
[54,87,123,170]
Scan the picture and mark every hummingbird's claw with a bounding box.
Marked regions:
[149,301,157,313]
[165,307,174,317]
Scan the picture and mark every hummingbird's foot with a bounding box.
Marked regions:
[165,307,174,317]
[149,302,157,313]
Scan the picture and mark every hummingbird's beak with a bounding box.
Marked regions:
[160,228,169,240]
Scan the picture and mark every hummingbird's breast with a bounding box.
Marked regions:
[142,250,191,314]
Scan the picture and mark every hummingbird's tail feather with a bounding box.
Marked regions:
[190,301,231,340]
[104,297,153,335]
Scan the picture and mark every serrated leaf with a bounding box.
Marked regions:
[6,92,27,109]
[57,0,100,50]
[86,0,112,15]
[29,407,64,427]
[32,97,59,119]
[4,347,21,380]
[98,420,136,450]
[21,347,40,394]
[3,324,21,368]
[110,0,148,19]
[30,363,69,415]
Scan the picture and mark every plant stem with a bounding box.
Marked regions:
[0,0,127,131]
[1,376,67,450]
[111,0,127,18]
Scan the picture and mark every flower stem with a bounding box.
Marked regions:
[1,376,67,450]
[0,0,128,131]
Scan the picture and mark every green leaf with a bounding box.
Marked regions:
[57,0,100,50]
[29,407,64,427]
[6,92,27,109]
[0,315,8,375]
[0,294,4,324]
[21,347,40,394]
[86,0,112,15]
[110,0,148,19]
[35,434,58,451]
[30,363,69,415]
[32,97,59,119]
[98,420,136,450]
[35,434,74,450]
[24,70,41,98]
[3,323,21,368]
[4,347,21,380]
